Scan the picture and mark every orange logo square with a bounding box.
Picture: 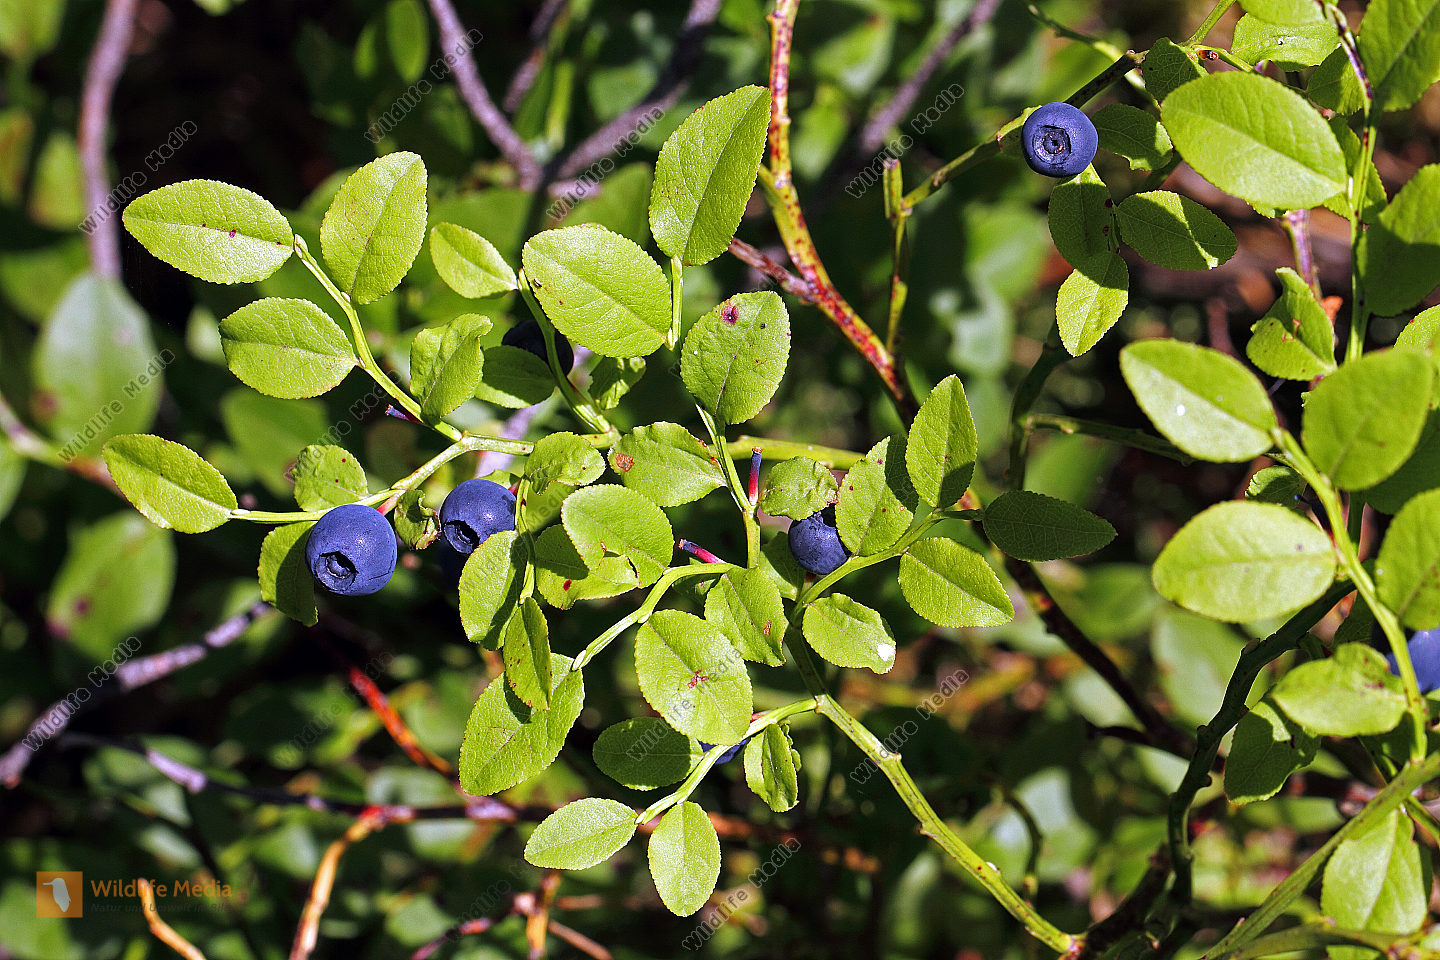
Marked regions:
[36,872,82,918]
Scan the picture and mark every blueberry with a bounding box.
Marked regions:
[700,740,746,764]
[788,505,849,577]
[1021,102,1098,178]
[305,503,398,596]
[503,319,574,372]
[440,478,516,555]
[1385,628,1440,694]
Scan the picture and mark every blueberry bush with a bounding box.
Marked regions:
[9,0,1440,958]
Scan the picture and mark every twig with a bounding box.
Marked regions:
[1025,413,1194,465]
[502,0,570,113]
[546,920,612,960]
[0,601,272,787]
[1281,209,1321,299]
[78,0,139,279]
[551,0,722,179]
[289,812,383,960]
[728,238,816,302]
[424,0,541,188]
[139,878,209,960]
[409,908,513,960]
[1074,848,1170,959]
[525,872,561,958]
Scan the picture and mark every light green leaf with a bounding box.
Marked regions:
[1359,0,1440,113]
[704,568,786,665]
[898,537,1014,628]
[103,434,237,533]
[650,85,771,266]
[802,594,897,673]
[122,180,293,283]
[474,344,555,408]
[1271,643,1406,736]
[392,487,438,548]
[681,292,791,424]
[1057,254,1129,357]
[648,801,721,916]
[533,525,639,609]
[1322,808,1428,956]
[1092,103,1174,171]
[1143,38,1206,104]
[609,423,725,507]
[458,530,529,649]
[1120,339,1276,462]
[1240,0,1325,23]
[1152,501,1336,622]
[1117,191,1236,270]
[1309,46,1366,114]
[835,435,916,556]
[1361,165,1440,317]
[590,356,647,410]
[1376,488,1440,630]
[983,490,1116,561]
[1246,268,1337,380]
[409,313,489,419]
[503,598,553,709]
[1364,410,1440,514]
[1302,348,1434,489]
[258,521,318,626]
[1231,13,1338,67]
[906,375,978,507]
[1047,164,1117,268]
[759,457,837,521]
[635,609,753,745]
[429,223,517,298]
[1247,463,1308,509]
[525,797,636,870]
[525,431,605,493]
[48,513,175,660]
[1161,72,1345,209]
[219,298,356,399]
[561,484,673,587]
[593,717,701,791]
[522,225,671,357]
[320,152,427,304]
[460,654,584,795]
[292,444,367,510]
[1224,699,1317,804]
[744,724,800,813]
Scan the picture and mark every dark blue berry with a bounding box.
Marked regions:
[305,503,397,596]
[440,479,516,555]
[1021,102,1098,178]
[788,505,849,577]
[700,740,746,764]
[503,319,574,372]
[1386,628,1440,694]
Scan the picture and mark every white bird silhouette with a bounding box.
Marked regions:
[43,877,71,913]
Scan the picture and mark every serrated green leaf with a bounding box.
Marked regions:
[1247,464,1307,509]
[1246,268,1337,380]
[1271,643,1406,736]
[704,568,785,665]
[649,801,721,916]
[459,530,528,649]
[1093,103,1174,171]
[593,717,700,791]
[906,375,977,507]
[522,225,671,357]
[460,654,583,795]
[1310,46,1366,114]
[635,609,753,745]
[1047,164,1117,268]
[1376,488,1440,630]
[502,598,552,709]
[1302,349,1434,489]
[525,432,605,493]
[609,423,724,507]
[533,525,639,609]
[650,85,771,266]
[1120,339,1276,462]
[1152,501,1336,622]
[562,484,673,587]
[1364,409,1440,514]
[1143,38,1206,103]
[1224,699,1317,804]
[429,222,517,298]
[1361,165,1440,317]
[1057,253,1129,357]
[1231,13,1338,67]
[1117,191,1236,270]
[802,594,896,673]
[292,444,367,511]
[899,537,1013,628]
[1161,72,1345,209]
[122,180,293,283]
[218,298,356,399]
[681,291,790,425]
[835,435,916,556]
[392,487,438,548]
[1359,0,1440,113]
[1240,0,1324,24]
[258,521,317,626]
[525,797,635,869]
[474,344,555,408]
[590,355,646,410]
[983,490,1116,561]
[759,457,837,521]
[409,313,488,419]
[744,724,800,812]
[1322,808,1428,955]
[103,434,237,533]
[320,152,427,304]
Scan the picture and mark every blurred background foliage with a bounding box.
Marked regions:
[0,0,1413,957]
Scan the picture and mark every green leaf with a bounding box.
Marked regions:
[102,434,237,533]
[525,797,636,870]
[562,484,674,588]
[533,525,639,609]
[609,423,725,507]
[1142,38,1206,103]
[744,724,800,813]
[48,513,175,659]
[681,292,791,425]
[34,274,163,460]
[459,654,584,795]
[502,598,553,709]
[122,180,293,283]
[590,356,647,410]
[1153,607,1254,727]
[392,487,439,548]
[1116,191,1236,270]
[1224,699,1317,805]
[384,0,428,83]
[1376,489,1440,630]
[258,521,318,627]
[1161,72,1346,209]
[1271,643,1406,736]
[759,457,837,521]
[409,313,489,419]
[983,490,1116,561]
[1092,103,1174,171]
[1120,339,1277,462]
[593,717,701,791]
[1231,14,1338,67]
[473,344,555,408]
[1246,268,1337,380]
[525,431,605,493]
[1057,253,1129,357]
[320,152,427,304]
[1302,349,1434,489]
[292,444,367,510]
[649,85,771,266]
[1152,501,1336,622]
[1047,165,1117,269]
[1364,410,1440,514]
[1359,0,1440,113]
[219,298,356,399]
[428,223,517,298]
[1322,809,1428,953]
[1309,46,1366,114]
[899,537,1014,628]
[1247,463,1308,509]
[906,375,978,507]
[649,802,721,919]
[704,568,786,666]
[835,435,916,556]
[1240,0,1324,24]
[522,225,671,357]
[802,594,897,673]
[1360,165,1440,317]
[459,530,529,649]
[635,609,753,745]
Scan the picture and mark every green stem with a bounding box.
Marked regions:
[698,405,761,568]
[883,160,910,357]
[515,270,617,437]
[668,255,684,350]
[1186,0,1238,45]
[1007,329,1068,490]
[728,437,863,469]
[1026,413,1193,464]
[570,563,736,672]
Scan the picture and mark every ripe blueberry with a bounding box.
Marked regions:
[1021,102,1098,178]
[788,505,849,577]
[503,319,574,372]
[305,503,398,596]
[1386,627,1440,694]
[440,478,516,554]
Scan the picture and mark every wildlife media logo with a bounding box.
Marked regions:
[35,872,82,918]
